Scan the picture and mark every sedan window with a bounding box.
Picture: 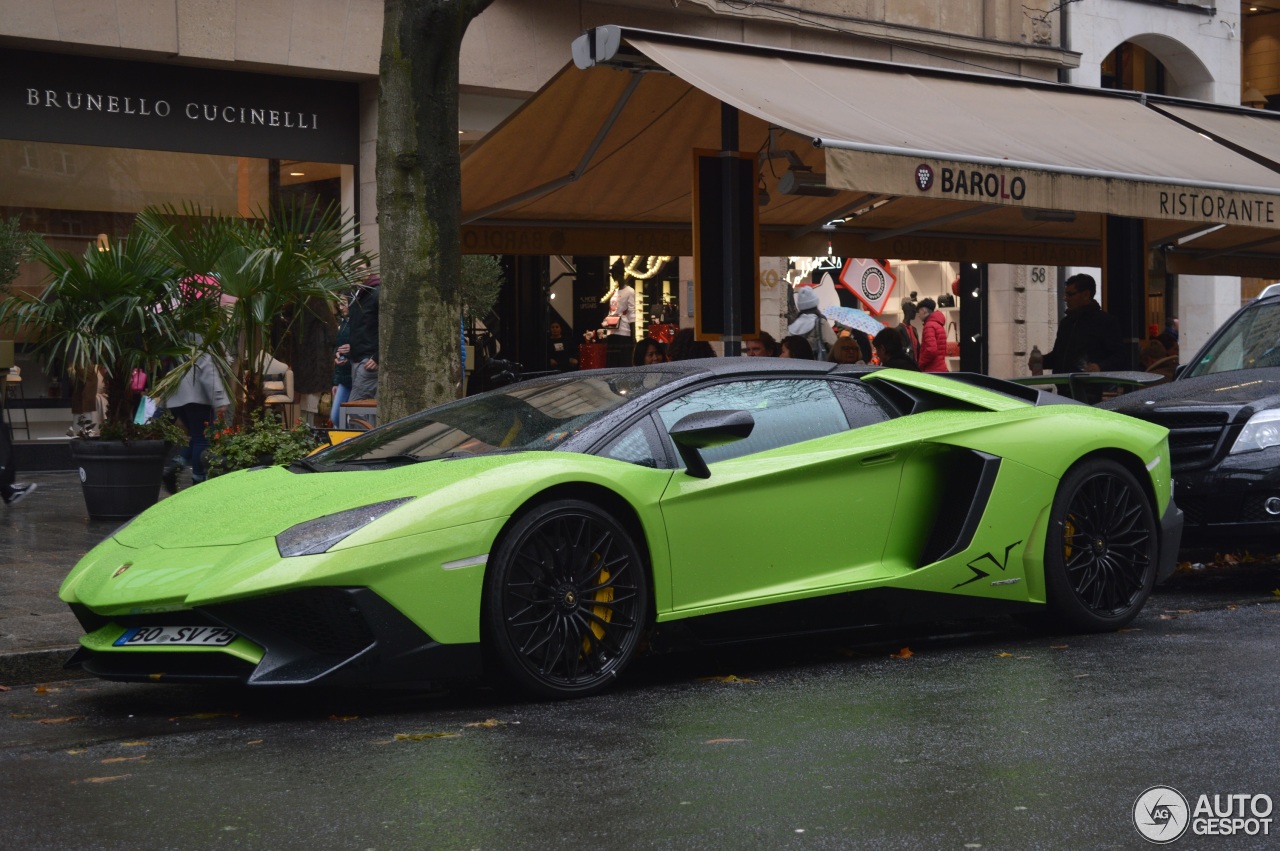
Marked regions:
[656,379,849,466]
[1187,301,1280,377]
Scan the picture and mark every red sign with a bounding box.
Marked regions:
[838,258,897,316]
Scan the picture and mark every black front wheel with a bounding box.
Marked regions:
[483,499,649,699]
[1044,458,1159,632]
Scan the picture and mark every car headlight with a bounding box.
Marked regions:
[1229,409,1280,455]
[276,498,414,557]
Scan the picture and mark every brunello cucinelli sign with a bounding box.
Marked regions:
[1,49,357,164]
[822,149,1280,231]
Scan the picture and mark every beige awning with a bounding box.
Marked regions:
[461,26,1280,274]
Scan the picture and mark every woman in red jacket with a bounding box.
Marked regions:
[916,297,949,373]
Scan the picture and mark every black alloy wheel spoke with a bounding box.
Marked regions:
[499,508,646,688]
[1063,473,1151,615]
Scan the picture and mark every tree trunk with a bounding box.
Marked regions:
[377,0,494,422]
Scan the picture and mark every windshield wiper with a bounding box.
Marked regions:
[289,457,320,473]
[331,453,424,467]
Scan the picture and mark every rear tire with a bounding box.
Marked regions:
[483,499,649,699]
[1044,458,1158,632]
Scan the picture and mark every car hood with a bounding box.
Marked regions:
[1101,367,1280,417]
[115,457,515,549]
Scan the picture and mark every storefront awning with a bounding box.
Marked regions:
[461,26,1280,275]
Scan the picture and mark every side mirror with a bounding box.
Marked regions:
[668,409,755,479]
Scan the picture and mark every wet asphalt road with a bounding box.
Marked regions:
[2,571,1277,851]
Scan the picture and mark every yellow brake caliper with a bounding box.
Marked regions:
[582,552,614,653]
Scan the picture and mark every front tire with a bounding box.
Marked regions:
[1044,459,1158,632]
[483,499,649,699]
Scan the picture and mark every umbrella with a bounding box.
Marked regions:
[821,305,886,337]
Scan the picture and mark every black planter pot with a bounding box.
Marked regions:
[69,438,169,520]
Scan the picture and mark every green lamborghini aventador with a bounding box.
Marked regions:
[61,359,1182,698]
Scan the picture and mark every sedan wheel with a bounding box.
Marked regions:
[1044,459,1158,632]
[484,499,649,698]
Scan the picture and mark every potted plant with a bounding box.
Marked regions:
[139,201,376,429]
[0,224,194,519]
[203,409,321,478]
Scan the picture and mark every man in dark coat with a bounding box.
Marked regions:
[348,275,380,402]
[1041,273,1125,373]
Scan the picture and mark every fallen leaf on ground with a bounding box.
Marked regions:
[38,716,83,724]
[327,714,359,722]
[65,749,86,755]
[698,675,757,683]
[1176,609,1196,614]
[100,756,146,764]
[168,712,239,721]
[890,647,914,659]
[1272,588,1280,598]
[1157,614,1175,620]
[33,685,48,694]
[394,732,461,742]
[463,719,504,728]
[994,652,1014,658]
[704,738,746,744]
[119,741,149,747]
[1050,645,1069,649]
[79,775,129,784]
[246,739,263,745]
[0,684,10,692]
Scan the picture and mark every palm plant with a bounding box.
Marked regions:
[140,202,376,427]
[0,226,197,432]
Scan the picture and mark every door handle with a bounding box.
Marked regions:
[861,451,897,466]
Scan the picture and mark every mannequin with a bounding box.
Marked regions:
[602,260,637,366]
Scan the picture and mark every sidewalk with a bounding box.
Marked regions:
[0,471,120,685]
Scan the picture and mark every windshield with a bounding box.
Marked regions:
[1186,300,1280,378]
[309,371,677,467]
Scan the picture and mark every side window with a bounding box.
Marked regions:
[829,380,896,428]
[600,417,665,468]
[656,379,849,466]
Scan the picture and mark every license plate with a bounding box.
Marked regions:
[113,626,238,647]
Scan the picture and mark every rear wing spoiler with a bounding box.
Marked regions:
[1009,371,1166,403]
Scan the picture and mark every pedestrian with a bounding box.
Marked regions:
[1038,273,1124,373]
[916,297,949,372]
[827,336,864,365]
[896,300,920,363]
[162,351,229,491]
[548,320,579,371]
[743,331,780,357]
[1,397,37,505]
[874,327,920,370]
[779,334,815,360]
[667,327,716,361]
[631,337,666,365]
[787,286,835,361]
[348,274,380,402]
[330,296,352,427]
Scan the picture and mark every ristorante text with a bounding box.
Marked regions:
[1160,191,1275,224]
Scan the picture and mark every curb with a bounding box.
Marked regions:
[0,647,87,686]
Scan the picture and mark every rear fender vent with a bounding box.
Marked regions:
[917,450,1002,567]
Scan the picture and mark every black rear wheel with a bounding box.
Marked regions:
[1044,458,1158,632]
[483,499,649,698]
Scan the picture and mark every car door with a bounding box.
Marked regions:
[655,377,912,613]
